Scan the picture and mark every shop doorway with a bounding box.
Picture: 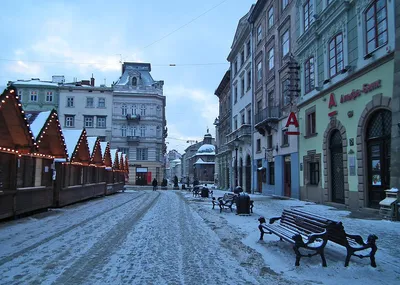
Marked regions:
[136,167,148,185]
[330,130,345,203]
[284,156,291,197]
[366,110,391,208]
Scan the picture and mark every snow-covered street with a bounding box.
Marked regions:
[0,191,281,285]
[1,189,400,285]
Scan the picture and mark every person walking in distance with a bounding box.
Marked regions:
[152,178,158,191]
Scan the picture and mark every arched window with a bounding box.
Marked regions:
[132,77,137,86]
[365,0,387,54]
[329,33,343,78]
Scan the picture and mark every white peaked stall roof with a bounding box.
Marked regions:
[118,151,123,168]
[63,130,83,158]
[194,158,215,165]
[29,111,51,138]
[87,137,98,156]
[110,149,118,165]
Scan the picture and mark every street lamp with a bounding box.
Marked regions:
[234,139,240,187]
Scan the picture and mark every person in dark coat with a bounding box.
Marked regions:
[152,178,158,191]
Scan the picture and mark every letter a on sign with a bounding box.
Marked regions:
[328,93,337,109]
[285,112,299,128]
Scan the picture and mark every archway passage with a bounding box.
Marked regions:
[366,109,391,208]
[245,155,251,193]
[330,130,345,203]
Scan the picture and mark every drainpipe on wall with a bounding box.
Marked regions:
[250,25,255,194]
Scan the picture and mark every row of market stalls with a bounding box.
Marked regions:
[0,86,128,220]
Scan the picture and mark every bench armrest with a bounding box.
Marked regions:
[269,217,281,224]
[306,229,328,245]
[346,233,378,247]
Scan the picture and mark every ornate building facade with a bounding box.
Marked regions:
[112,62,167,185]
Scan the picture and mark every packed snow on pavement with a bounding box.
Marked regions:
[0,189,399,285]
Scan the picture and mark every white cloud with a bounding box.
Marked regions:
[7,60,42,76]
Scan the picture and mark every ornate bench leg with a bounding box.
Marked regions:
[293,245,302,266]
[258,224,265,241]
[369,235,378,268]
[344,247,353,267]
[319,249,327,267]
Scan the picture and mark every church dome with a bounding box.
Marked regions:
[197,144,215,154]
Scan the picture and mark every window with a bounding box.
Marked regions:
[365,0,388,54]
[136,148,148,160]
[140,126,146,137]
[129,126,137,136]
[234,117,238,130]
[304,57,315,93]
[282,30,290,57]
[257,62,262,82]
[17,90,23,101]
[247,109,251,124]
[98,136,106,142]
[45,91,53,102]
[140,104,146,116]
[282,79,290,105]
[156,105,161,116]
[86,97,94,108]
[306,110,316,136]
[257,100,263,114]
[268,7,274,28]
[84,116,94,128]
[247,70,251,90]
[122,104,127,116]
[98,98,105,108]
[241,50,245,67]
[30,91,38,102]
[282,0,289,10]
[156,148,161,162]
[121,125,127,137]
[132,104,138,115]
[256,139,261,152]
[234,61,238,75]
[97,116,106,128]
[65,115,74,127]
[303,0,314,31]
[329,34,343,77]
[247,40,251,58]
[268,90,274,106]
[282,129,289,146]
[257,24,262,42]
[157,126,161,137]
[241,77,245,96]
[309,162,320,185]
[132,77,137,86]
[241,112,245,125]
[119,147,129,155]
[234,85,238,103]
[269,162,275,185]
[67,97,74,107]
[268,48,274,70]
[267,135,273,149]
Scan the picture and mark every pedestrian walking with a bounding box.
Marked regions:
[152,178,158,191]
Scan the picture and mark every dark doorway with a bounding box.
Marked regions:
[366,110,391,208]
[245,155,251,193]
[284,156,291,197]
[330,130,345,203]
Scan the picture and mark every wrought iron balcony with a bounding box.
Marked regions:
[226,124,252,145]
[127,136,140,144]
[126,114,141,121]
[254,106,281,126]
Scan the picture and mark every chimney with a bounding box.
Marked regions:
[90,73,95,87]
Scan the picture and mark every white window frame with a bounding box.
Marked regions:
[98,97,105,108]
[257,62,262,82]
[268,48,274,70]
[45,91,53,102]
[282,30,290,58]
[65,115,74,127]
[121,125,127,137]
[122,104,127,116]
[257,24,263,43]
[96,116,106,128]
[140,126,146,137]
[268,6,274,28]
[86,97,94,108]
[140,104,146,116]
[84,116,94,128]
[30,91,38,102]
[67,97,74,107]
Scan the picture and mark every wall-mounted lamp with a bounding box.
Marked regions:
[275,144,279,152]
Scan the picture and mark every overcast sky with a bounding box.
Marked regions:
[0,0,254,154]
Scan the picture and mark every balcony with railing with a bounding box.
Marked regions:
[226,124,252,145]
[126,114,141,121]
[127,136,140,144]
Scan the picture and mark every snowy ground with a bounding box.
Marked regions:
[0,189,399,285]
[182,189,400,285]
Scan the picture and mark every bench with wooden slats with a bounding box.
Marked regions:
[290,208,378,267]
[258,208,329,267]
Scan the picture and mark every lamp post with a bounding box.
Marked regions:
[234,139,240,187]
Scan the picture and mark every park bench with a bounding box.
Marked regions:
[290,208,378,267]
[212,193,255,214]
[258,208,378,267]
[258,208,329,267]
